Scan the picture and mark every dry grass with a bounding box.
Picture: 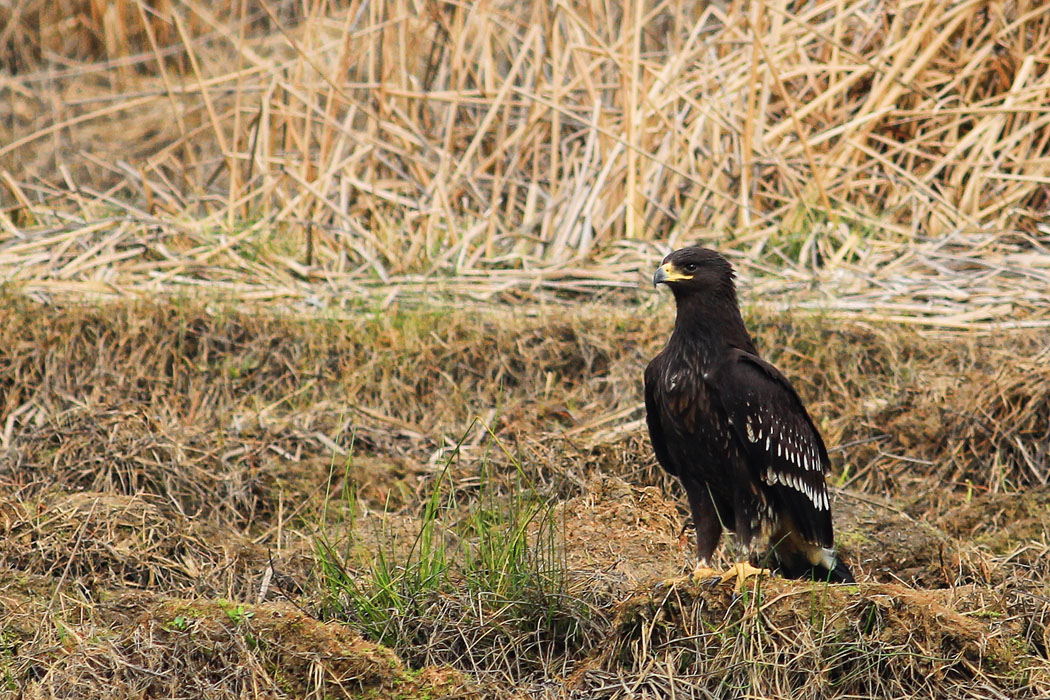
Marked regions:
[2,1,1050,328]
[3,3,1050,695]
[11,593,478,699]
[0,490,266,595]
[2,296,1050,697]
[572,581,1030,699]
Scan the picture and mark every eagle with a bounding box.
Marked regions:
[645,246,853,584]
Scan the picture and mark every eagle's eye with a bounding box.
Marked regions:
[683,262,698,273]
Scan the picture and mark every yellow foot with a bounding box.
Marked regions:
[655,563,770,592]
[690,564,721,585]
[719,561,772,590]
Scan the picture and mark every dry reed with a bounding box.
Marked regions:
[1,0,1049,327]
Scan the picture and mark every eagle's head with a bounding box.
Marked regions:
[653,246,736,296]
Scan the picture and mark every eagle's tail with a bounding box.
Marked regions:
[815,557,855,583]
[771,546,855,583]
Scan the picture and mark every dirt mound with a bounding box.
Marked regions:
[16,595,478,700]
[832,491,995,589]
[557,476,684,593]
[568,579,1039,699]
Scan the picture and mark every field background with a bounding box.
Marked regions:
[2,0,1050,697]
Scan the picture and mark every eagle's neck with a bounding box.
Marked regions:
[670,291,755,365]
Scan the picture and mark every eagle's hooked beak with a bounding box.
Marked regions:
[652,266,668,287]
[653,262,690,287]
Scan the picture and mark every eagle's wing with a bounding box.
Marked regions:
[644,357,678,477]
[706,348,834,547]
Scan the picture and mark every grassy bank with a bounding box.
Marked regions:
[1,296,1048,697]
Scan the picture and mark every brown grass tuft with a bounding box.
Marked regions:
[17,595,479,699]
[571,579,1037,699]
[0,490,270,597]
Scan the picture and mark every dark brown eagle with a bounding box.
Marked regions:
[645,246,853,584]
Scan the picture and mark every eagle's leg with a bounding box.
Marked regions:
[686,481,723,583]
[655,482,723,591]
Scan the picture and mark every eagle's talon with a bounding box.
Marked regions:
[689,564,720,586]
[720,561,772,590]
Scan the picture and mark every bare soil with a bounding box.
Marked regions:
[2,296,1049,698]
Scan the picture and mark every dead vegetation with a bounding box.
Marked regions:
[14,594,478,699]
[3,1,1050,328]
[0,490,266,594]
[4,2,1050,694]
[1,296,1050,697]
[572,580,1029,699]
